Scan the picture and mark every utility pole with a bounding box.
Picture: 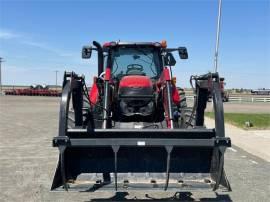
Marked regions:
[214,0,223,73]
[0,57,5,95]
[54,70,59,90]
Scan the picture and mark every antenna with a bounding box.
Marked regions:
[214,0,223,73]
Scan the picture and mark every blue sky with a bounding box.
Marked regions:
[0,0,269,88]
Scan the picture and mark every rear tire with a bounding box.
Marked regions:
[178,88,187,108]
[176,88,190,128]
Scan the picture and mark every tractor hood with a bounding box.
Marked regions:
[119,75,153,88]
[118,75,154,117]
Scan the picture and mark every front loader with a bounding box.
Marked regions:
[51,41,231,192]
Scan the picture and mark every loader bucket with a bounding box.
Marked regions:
[51,128,231,192]
[51,72,231,192]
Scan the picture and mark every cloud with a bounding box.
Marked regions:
[0,28,73,57]
[0,29,20,39]
[21,40,73,57]
[21,40,49,49]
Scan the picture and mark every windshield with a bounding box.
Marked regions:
[110,47,161,79]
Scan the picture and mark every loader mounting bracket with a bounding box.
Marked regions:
[52,135,231,148]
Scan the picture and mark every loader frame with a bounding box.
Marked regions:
[51,71,231,192]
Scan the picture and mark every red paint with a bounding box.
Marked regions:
[119,76,153,88]
[103,42,111,47]
[7,88,60,96]
[89,82,99,106]
[163,67,171,81]
[105,68,111,81]
[157,67,171,87]
[103,42,117,47]
[172,85,180,105]
[158,67,175,128]
[167,119,171,128]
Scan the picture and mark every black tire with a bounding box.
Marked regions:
[176,88,191,128]
[178,88,187,108]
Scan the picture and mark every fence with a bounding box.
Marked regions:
[228,96,270,103]
[185,95,270,103]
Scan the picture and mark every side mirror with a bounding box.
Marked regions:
[164,52,176,66]
[82,46,92,59]
[178,47,188,59]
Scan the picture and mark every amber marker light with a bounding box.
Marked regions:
[161,40,167,48]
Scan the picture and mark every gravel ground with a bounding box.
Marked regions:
[205,117,270,162]
[0,96,270,202]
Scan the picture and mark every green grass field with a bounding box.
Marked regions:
[205,112,270,130]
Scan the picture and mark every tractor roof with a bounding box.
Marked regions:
[103,41,165,48]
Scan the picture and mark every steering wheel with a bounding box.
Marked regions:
[126,64,144,75]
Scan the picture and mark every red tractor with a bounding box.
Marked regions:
[51,41,231,192]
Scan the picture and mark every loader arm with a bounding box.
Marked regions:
[51,71,231,192]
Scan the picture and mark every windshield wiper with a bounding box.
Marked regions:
[134,45,153,60]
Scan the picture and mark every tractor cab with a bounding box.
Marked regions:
[106,42,163,80]
[105,43,163,120]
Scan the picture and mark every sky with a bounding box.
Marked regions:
[0,0,269,89]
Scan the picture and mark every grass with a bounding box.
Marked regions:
[205,112,270,130]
